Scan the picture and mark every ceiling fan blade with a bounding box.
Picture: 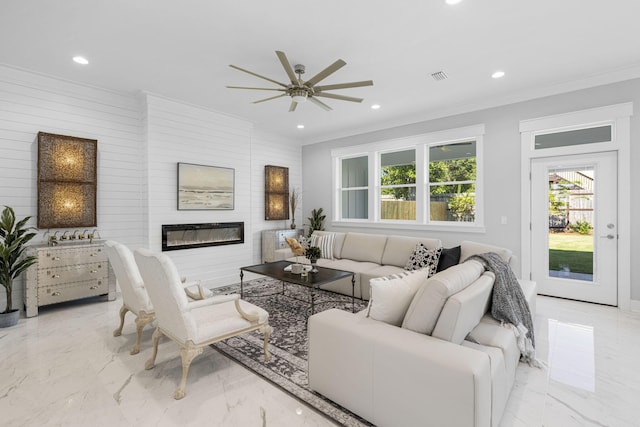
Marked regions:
[226,86,286,91]
[308,96,333,111]
[314,80,374,92]
[315,92,363,103]
[305,59,347,87]
[275,51,299,85]
[253,93,288,104]
[289,100,298,112]
[229,64,288,88]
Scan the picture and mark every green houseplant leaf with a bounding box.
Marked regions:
[0,206,38,314]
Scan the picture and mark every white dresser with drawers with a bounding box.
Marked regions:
[261,228,304,263]
[24,240,116,317]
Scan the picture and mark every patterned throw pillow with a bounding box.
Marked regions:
[404,243,442,277]
[310,233,335,260]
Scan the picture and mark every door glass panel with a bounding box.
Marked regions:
[547,166,594,282]
[535,125,611,150]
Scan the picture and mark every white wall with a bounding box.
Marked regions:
[0,65,145,311]
[0,66,302,313]
[303,78,640,303]
[143,94,301,287]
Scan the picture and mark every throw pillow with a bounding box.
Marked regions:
[311,233,335,260]
[284,237,305,256]
[436,246,461,272]
[367,269,429,326]
[405,243,442,277]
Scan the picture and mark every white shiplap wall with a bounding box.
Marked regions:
[0,65,145,311]
[145,94,270,287]
[0,64,304,312]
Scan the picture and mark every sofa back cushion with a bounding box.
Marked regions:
[431,272,494,344]
[459,240,512,264]
[381,235,442,268]
[367,269,429,326]
[340,232,388,264]
[401,260,485,335]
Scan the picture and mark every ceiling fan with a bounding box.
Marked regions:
[227,51,373,112]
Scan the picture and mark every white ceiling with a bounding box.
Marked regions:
[2,1,640,144]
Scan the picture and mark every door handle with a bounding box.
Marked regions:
[600,234,615,240]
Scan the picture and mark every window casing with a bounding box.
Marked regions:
[333,125,484,230]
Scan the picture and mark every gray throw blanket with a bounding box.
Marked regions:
[468,252,539,366]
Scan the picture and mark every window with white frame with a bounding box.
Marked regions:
[380,149,416,220]
[428,140,477,223]
[341,156,368,219]
[333,125,484,229]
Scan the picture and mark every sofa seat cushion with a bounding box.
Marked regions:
[367,269,429,326]
[467,321,520,390]
[317,259,380,299]
[462,340,509,427]
[432,272,494,344]
[340,232,388,264]
[402,260,485,335]
[380,235,442,268]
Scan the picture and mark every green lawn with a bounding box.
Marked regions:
[548,233,593,274]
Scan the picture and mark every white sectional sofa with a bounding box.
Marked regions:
[290,231,536,427]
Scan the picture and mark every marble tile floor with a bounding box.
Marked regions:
[1,293,639,427]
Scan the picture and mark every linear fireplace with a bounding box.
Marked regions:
[162,222,244,251]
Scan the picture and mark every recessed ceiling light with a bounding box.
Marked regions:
[72,56,89,65]
[371,104,381,110]
[445,0,463,5]
[297,124,305,129]
[491,70,505,79]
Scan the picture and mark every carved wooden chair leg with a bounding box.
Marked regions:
[145,327,163,370]
[261,324,272,361]
[131,312,154,355]
[113,305,129,337]
[175,343,203,400]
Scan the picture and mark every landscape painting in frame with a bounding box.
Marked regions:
[177,162,234,210]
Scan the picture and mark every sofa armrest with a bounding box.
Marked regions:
[308,309,492,427]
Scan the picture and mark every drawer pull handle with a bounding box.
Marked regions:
[52,257,60,261]
[52,274,60,279]
[90,253,97,257]
[52,291,61,296]
[89,285,98,290]
[90,270,98,274]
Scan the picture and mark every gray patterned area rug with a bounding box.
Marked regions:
[211,277,372,427]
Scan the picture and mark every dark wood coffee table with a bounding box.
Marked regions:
[240,260,356,314]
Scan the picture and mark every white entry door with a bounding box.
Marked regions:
[530,152,617,305]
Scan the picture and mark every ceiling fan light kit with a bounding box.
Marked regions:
[227,50,373,112]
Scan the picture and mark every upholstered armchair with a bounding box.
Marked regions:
[105,240,155,355]
[133,248,272,400]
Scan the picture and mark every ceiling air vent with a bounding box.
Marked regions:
[431,71,448,81]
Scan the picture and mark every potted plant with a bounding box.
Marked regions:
[0,206,37,328]
[306,208,326,237]
[305,246,322,273]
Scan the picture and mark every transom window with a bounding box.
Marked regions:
[333,125,484,229]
